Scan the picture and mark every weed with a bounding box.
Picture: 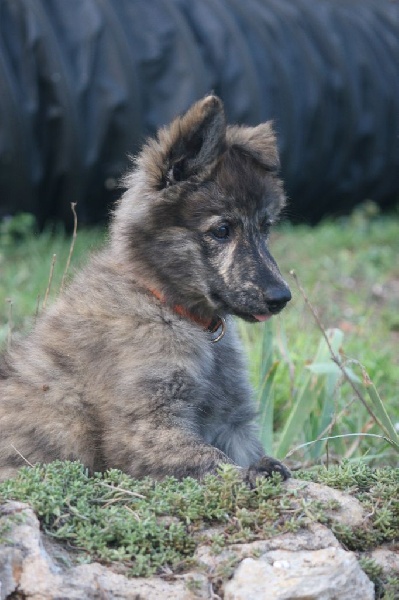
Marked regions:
[297,462,399,551]
[0,460,398,597]
[0,461,311,576]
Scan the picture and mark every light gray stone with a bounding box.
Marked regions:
[370,546,399,575]
[224,546,375,600]
[196,522,340,570]
[286,478,366,527]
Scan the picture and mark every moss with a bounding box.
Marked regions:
[359,557,399,600]
[382,576,399,600]
[0,460,398,595]
[359,557,385,597]
[0,461,310,576]
[297,462,399,551]
[297,462,399,599]
[0,511,25,543]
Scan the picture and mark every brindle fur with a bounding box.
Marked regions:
[0,96,291,483]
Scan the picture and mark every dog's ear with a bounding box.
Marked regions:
[157,95,226,186]
[226,123,280,172]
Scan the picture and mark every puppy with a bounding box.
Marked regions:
[0,96,291,483]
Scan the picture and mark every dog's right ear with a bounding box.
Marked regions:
[153,96,226,188]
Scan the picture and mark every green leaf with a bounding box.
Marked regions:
[361,375,399,447]
[276,329,345,459]
[307,361,361,383]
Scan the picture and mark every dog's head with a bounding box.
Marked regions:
[112,95,291,323]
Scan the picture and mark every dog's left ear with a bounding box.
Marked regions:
[158,95,226,186]
[226,123,280,172]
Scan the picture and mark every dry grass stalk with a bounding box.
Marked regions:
[42,254,57,310]
[290,269,388,434]
[60,202,78,293]
[6,298,13,348]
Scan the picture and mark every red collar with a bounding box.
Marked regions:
[148,287,225,340]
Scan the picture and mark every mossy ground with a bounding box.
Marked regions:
[299,464,399,599]
[0,461,303,576]
[0,461,398,597]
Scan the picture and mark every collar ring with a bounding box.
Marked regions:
[210,317,226,343]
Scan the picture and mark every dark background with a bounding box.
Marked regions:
[0,0,398,227]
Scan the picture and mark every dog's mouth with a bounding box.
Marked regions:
[233,311,273,323]
[211,293,287,323]
[253,314,273,322]
[212,298,275,323]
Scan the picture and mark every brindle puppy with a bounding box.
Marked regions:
[0,96,291,483]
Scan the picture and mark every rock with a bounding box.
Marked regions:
[286,478,366,527]
[224,546,374,600]
[370,546,399,575]
[0,502,208,600]
[197,523,375,599]
[0,501,63,599]
[196,522,341,570]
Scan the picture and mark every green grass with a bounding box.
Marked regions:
[241,204,399,466]
[1,205,398,465]
[0,214,105,342]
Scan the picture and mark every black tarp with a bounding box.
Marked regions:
[0,0,398,225]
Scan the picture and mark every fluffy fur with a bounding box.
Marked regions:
[0,96,291,483]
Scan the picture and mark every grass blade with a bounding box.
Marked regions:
[258,360,280,454]
[359,370,399,446]
[276,329,344,459]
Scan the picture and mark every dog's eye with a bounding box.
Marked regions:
[212,224,230,240]
[260,217,273,233]
[172,162,184,182]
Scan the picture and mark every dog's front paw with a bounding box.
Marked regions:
[245,455,291,487]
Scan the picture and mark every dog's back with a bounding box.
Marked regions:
[0,96,291,482]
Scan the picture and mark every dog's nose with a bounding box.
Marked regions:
[266,287,292,314]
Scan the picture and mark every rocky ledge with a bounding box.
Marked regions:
[0,464,398,599]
